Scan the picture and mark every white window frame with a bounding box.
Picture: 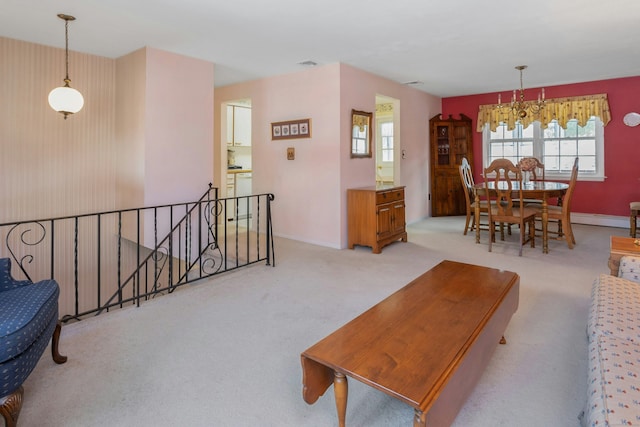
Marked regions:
[378,120,394,163]
[481,117,605,181]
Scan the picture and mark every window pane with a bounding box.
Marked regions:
[565,121,578,136]
[559,157,575,171]
[579,157,596,172]
[560,141,577,156]
[544,122,560,138]
[520,141,534,157]
[578,140,596,155]
[580,120,596,136]
[545,157,560,171]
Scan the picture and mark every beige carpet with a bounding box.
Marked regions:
[17,217,622,426]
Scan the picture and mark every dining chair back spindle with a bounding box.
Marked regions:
[483,159,538,256]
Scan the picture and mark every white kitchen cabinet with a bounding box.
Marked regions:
[227,105,251,147]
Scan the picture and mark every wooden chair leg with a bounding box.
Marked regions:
[488,221,494,252]
[51,320,67,364]
[632,210,638,237]
[518,223,524,256]
[464,211,471,235]
[529,220,535,248]
[561,218,573,249]
[0,386,23,427]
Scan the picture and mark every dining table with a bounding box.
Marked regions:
[473,180,569,254]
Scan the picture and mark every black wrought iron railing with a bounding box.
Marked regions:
[0,184,275,322]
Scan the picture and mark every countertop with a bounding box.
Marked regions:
[227,169,252,174]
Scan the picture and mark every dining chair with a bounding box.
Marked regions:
[483,158,537,256]
[528,157,579,249]
[459,158,489,235]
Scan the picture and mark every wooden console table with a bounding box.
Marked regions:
[347,185,407,254]
[609,235,640,276]
[301,260,520,427]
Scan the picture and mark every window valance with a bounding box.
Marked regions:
[476,93,611,132]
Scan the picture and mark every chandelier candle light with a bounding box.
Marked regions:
[48,14,84,119]
[497,65,545,120]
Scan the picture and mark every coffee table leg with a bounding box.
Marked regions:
[414,409,427,427]
[334,372,348,427]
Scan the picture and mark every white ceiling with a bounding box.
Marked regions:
[3,0,640,98]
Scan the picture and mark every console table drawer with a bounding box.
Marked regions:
[376,188,404,205]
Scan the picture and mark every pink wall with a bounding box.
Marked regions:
[338,64,441,229]
[144,48,214,206]
[443,76,640,216]
[216,63,441,249]
[216,64,343,248]
[116,49,146,212]
[114,47,215,248]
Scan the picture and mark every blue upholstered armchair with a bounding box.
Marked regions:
[0,258,66,427]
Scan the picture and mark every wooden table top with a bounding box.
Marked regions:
[611,235,640,255]
[474,180,569,194]
[301,260,519,412]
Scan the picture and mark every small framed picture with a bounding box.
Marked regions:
[271,118,312,140]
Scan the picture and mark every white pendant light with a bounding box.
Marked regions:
[48,14,84,119]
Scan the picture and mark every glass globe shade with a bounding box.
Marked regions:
[48,85,84,115]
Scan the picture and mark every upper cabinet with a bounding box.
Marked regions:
[429,114,473,217]
[227,105,252,146]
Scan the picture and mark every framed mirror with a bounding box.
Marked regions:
[351,109,372,158]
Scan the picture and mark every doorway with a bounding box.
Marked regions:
[223,98,252,221]
[375,95,400,185]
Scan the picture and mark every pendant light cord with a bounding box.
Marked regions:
[64,18,70,84]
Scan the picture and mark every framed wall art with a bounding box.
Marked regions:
[271,118,311,140]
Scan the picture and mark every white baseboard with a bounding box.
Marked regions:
[571,212,629,229]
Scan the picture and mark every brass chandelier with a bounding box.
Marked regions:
[497,65,545,119]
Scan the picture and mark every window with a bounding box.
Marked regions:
[380,121,394,162]
[483,116,604,180]
[352,126,368,155]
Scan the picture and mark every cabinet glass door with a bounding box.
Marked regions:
[436,125,450,166]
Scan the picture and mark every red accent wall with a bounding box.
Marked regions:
[442,76,640,216]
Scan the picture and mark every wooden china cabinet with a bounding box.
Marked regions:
[429,114,473,217]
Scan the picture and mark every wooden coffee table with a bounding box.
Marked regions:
[301,260,520,427]
[609,235,640,276]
